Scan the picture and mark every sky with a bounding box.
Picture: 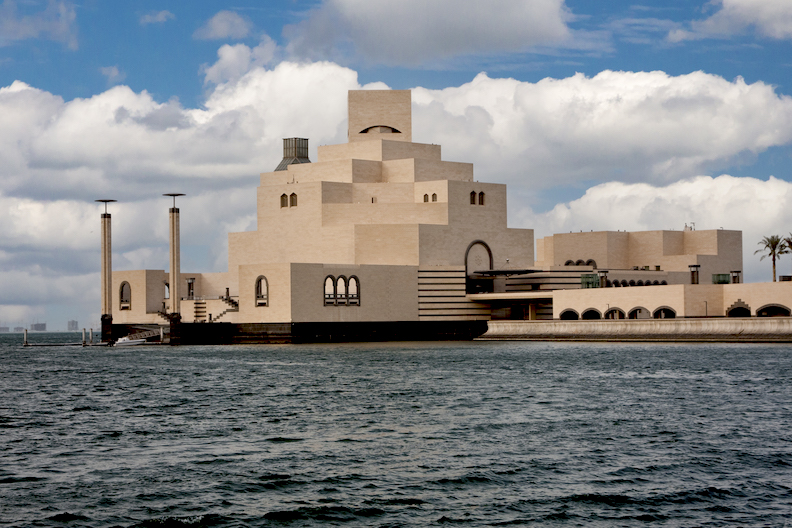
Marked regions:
[2,0,792,330]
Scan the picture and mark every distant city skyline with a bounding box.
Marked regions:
[2,0,792,328]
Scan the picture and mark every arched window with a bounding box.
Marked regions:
[280,194,288,208]
[337,276,348,305]
[621,280,628,287]
[423,194,429,202]
[637,280,644,286]
[348,276,360,305]
[660,280,668,285]
[576,260,585,266]
[470,191,476,204]
[165,282,170,299]
[324,276,336,306]
[478,192,485,205]
[604,308,625,319]
[255,276,268,306]
[585,259,597,269]
[629,280,636,286]
[432,193,437,202]
[565,260,575,266]
[289,193,297,207]
[120,282,131,310]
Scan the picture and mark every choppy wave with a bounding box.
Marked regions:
[1,336,791,526]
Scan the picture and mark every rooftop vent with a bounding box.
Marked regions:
[275,138,311,171]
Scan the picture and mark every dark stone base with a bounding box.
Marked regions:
[110,320,488,345]
[101,314,113,343]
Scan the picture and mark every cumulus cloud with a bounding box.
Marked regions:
[516,175,792,283]
[193,10,252,40]
[412,70,792,189]
[0,0,78,49]
[669,0,792,42]
[99,65,126,85]
[285,0,573,65]
[4,59,792,327]
[140,10,175,25]
[201,35,277,84]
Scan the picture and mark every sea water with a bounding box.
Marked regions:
[1,334,790,527]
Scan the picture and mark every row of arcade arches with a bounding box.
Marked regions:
[565,259,597,268]
[560,303,792,319]
[561,307,677,320]
[324,275,360,306]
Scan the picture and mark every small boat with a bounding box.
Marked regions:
[114,336,147,346]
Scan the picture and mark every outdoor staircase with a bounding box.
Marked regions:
[212,297,240,322]
[194,300,207,322]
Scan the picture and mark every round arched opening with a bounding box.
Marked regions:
[582,309,601,320]
[727,306,751,317]
[560,309,579,320]
[756,304,791,317]
[604,308,625,319]
[653,307,676,319]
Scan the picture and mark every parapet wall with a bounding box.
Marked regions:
[482,318,792,342]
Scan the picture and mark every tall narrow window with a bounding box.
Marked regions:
[255,276,269,306]
[280,194,288,208]
[470,191,476,204]
[348,276,360,306]
[290,193,297,207]
[324,276,336,306]
[336,276,348,305]
[432,193,437,202]
[479,192,485,205]
[423,194,429,202]
[120,282,131,310]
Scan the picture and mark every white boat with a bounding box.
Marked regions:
[114,336,147,346]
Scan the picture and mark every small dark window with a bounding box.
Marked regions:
[470,191,476,204]
[290,193,297,207]
[280,194,288,208]
[432,193,437,202]
[479,192,485,205]
[423,194,429,202]
[120,282,131,310]
[255,276,268,306]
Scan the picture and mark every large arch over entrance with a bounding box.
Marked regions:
[465,240,494,294]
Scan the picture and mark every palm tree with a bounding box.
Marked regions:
[755,235,789,282]
[785,233,792,275]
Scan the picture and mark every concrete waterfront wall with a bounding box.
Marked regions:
[482,318,792,342]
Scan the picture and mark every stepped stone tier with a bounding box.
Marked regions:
[107,90,792,343]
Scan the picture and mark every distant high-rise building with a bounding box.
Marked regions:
[30,323,46,331]
[0,326,8,333]
[13,326,24,332]
[67,320,78,331]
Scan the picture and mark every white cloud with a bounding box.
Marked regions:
[140,10,175,25]
[412,70,792,189]
[516,175,792,283]
[4,60,792,326]
[99,65,126,85]
[669,0,792,42]
[0,0,78,49]
[193,10,251,40]
[201,35,277,84]
[285,0,573,65]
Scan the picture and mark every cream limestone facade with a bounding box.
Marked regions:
[112,90,533,331]
[109,90,790,341]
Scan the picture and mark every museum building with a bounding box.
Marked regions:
[104,90,792,343]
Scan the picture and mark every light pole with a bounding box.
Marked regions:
[96,199,116,342]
